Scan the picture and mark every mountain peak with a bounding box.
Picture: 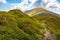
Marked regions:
[27,8,47,16]
[27,8,60,17]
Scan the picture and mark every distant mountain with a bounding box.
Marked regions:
[27,8,60,40]
[27,8,60,17]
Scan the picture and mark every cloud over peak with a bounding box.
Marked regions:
[0,0,60,14]
[11,0,37,11]
[42,0,60,14]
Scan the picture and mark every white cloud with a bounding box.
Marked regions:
[10,0,37,11]
[41,0,60,14]
[18,0,37,11]
[8,0,60,14]
[42,0,57,8]
[0,0,7,4]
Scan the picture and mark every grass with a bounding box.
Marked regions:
[0,9,46,40]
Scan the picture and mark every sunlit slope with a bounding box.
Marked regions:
[27,8,59,17]
[27,8,60,40]
[27,8,60,30]
[0,9,45,40]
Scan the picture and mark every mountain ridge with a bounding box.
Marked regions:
[27,8,60,40]
[27,8,60,17]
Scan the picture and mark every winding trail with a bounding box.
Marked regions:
[32,19,57,40]
[42,28,57,40]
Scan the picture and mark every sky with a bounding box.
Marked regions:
[0,0,60,14]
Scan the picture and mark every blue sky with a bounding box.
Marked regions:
[57,0,60,2]
[0,0,60,14]
[7,0,22,3]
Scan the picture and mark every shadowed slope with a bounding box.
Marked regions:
[0,9,46,40]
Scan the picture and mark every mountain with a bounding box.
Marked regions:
[0,9,47,40]
[0,9,60,40]
[27,8,60,40]
[27,8,60,17]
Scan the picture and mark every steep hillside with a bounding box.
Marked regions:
[27,8,60,40]
[0,9,46,40]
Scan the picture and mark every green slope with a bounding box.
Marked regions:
[0,9,46,40]
[27,8,60,40]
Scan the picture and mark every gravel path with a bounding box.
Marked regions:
[42,28,57,40]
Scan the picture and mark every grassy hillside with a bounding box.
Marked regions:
[0,9,46,40]
[27,8,60,40]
